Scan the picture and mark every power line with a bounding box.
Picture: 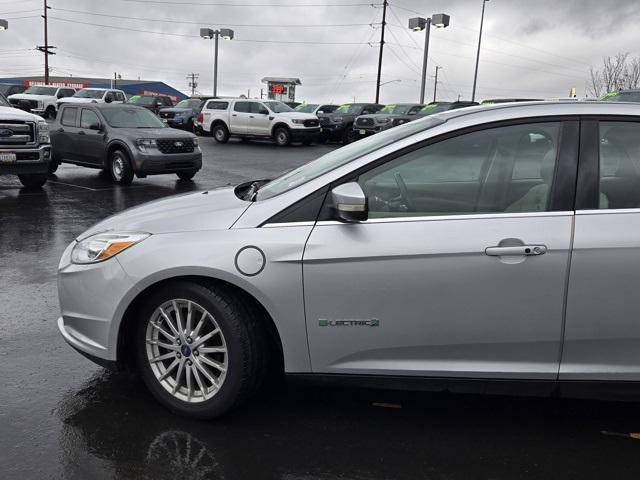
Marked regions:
[51,7,377,28]
[121,0,379,5]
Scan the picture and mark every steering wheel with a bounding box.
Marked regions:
[393,172,415,211]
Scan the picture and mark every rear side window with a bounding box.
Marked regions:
[598,121,640,209]
[206,101,229,110]
[61,107,78,127]
[234,101,251,113]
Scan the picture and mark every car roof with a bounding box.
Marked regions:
[85,103,148,110]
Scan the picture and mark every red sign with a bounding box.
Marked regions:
[24,80,88,89]
[140,89,180,103]
[271,84,285,94]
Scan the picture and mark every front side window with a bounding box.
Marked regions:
[251,102,269,114]
[598,121,640,209]
[80,109,100,129]
[61,107,78,127]
[359,122,561,218]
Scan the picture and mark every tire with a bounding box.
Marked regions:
[48,160,59,174]
[45,106,56,120]
[273,127,291,147]
[212,123,229,143]
[18,173,47,189]
[342,126,356,145]
[176,169,197,181]
[134,281,266,419]
[108,149,134,185]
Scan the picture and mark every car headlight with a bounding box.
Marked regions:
[71,231,150,264]
[291,119,306,125]
[136,138,157,152]
[37,100,44,109]
[37,121,50,143]
[192,137,198,147]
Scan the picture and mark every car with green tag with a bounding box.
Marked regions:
[354,103,425,138]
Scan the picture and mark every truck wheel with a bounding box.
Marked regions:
[274,127,291,147]
[342,126,356,145]
[177,169,197,181]
[45,106,56,120]
[48,160,60,174]
[109,149,134,185]
[134,281,267,418]
[18,173,47,189]
[212,124,229,143]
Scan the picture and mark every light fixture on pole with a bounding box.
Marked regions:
[0,19,8,30]
[471,0,489,102]
[200,27,234,98]
[409,13,450,104]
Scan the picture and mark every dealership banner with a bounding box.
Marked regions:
[23,80,89,89]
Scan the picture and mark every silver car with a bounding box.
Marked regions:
[58,101,640,418]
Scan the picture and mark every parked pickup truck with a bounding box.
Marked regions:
[0,93,52,188]
[8,85,77,119]
[199,98,320,146]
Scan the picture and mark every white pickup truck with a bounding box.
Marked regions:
[198,98,320,146]
[56,88,127,107]
[8,85,77,119]
[0,93,52,188]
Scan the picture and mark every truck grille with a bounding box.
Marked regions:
[9,98,39,112]
[156,138,195,154]
[0,121,36,146]
[319,116,331,126]
[303,119,319,127]
[355,117,374,127]
[160,111,176,120]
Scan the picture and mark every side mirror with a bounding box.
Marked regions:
[89,122,101,131]
[331,182,367,222]
[317,110,324,115]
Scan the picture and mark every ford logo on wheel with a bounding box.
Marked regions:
[0,128,13,138]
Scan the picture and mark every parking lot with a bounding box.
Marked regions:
[2,136,640,480]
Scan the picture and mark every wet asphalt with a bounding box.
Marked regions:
[2,137,640,479]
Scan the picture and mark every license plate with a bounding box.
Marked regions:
[0,153,16,164]
[359,129,366,135]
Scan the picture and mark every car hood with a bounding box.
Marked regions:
[277,111,317,120]
[159,107,192,114]
[8,93,53,101]
[114,128,196,139]
[58,97,101,104]
[0,106,43,122]
[78,187,251,239]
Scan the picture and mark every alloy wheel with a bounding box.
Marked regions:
[112,155,125,181]
[145,299,228,403]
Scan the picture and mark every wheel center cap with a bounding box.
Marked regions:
[180,344,192,357]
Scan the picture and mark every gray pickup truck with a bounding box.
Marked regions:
[0,93,52,189]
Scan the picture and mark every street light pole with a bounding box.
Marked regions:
[213,30,219,97]
[471,0,489,102]
[409,14,449,104]
[200,27,234,98]
[419,18,431,104]
[433,66,441,102]
[374,0,388,104]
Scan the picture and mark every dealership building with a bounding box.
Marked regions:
[0,75,187,102]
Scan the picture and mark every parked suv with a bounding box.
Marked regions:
[57,88,126,107]
[0,92,52,188]
[160,97,211,131]
[50,104,201,184]
[129,95,174,115]
[354,103,425,138]
[319,103,384,144]
[201,99,320,146]
[8,85,76,119]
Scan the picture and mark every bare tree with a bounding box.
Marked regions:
[588,53,640,97]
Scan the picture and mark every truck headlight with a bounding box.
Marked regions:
[37,121,50,143]
[291,119,306,124]
[136,138,157,152]
[71,231,150,264]
[37,100,44,109]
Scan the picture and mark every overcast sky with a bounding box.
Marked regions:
[0,0,638,103]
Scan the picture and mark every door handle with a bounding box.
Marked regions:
[485,245,547,256]
[249,115,254,118]
[232,114,237,117]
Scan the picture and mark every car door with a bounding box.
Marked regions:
[561,119,640,380]
[247,102,271,136]
[303,119,579,379]
[54,106,81,162]
[230,101,250,134]
[75,108,105,166]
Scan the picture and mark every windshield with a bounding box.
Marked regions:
[130,96,157,106]
[0,93,8,107]
[264,101,293,113]
[602,92,640,102]
[379,104,412,115]
[24,86,58,96]
[101,107,165,128]
[418,103,453,115]
[257,116,445,200]
[176,99,203,109]
[335,104,363,115]
[294,103,319,113]
[74,89,105,99]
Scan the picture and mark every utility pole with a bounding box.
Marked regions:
[36,0,55,85]
[186,73,199,96]
[432,66,441,102]
[375,0,388,104]
[471,0,489,102]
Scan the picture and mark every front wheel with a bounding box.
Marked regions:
[177,169,197,181]
[109,149,134,185]
[134,281,266,419]
[274,127,291,147]
[18,173,47,189]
